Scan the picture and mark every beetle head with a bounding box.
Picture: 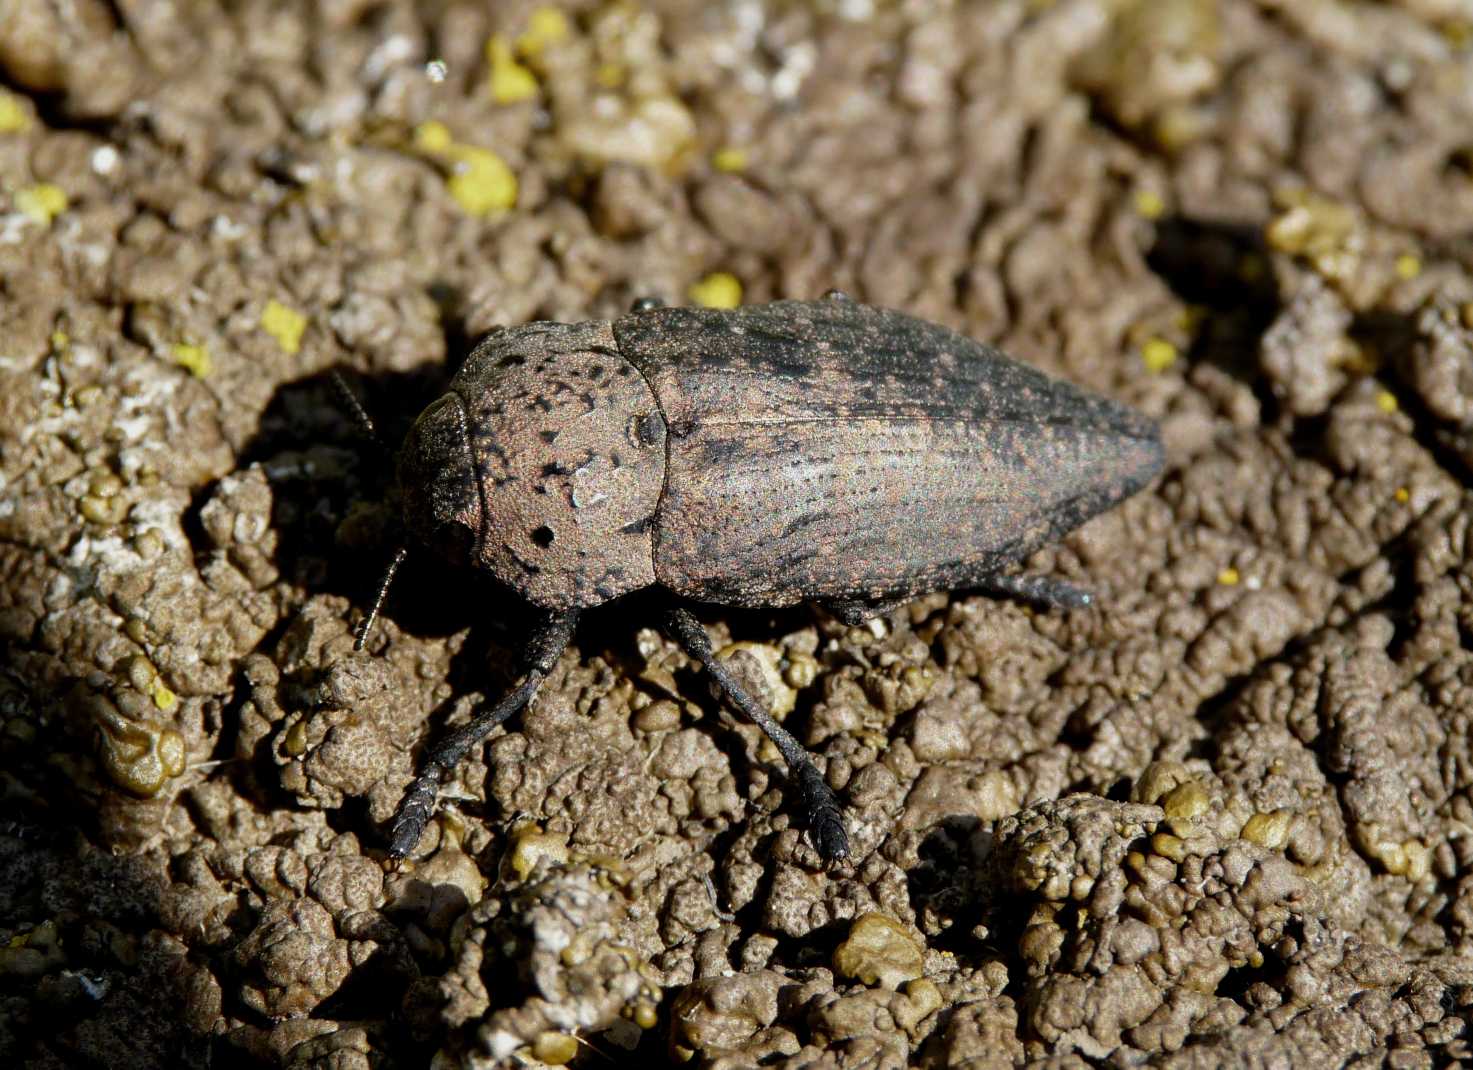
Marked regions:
[397,392,481,567]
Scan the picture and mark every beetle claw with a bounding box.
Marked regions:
[793,763,848,863]
[810,811,849,863]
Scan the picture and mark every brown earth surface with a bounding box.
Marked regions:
[4,1,1473,1067]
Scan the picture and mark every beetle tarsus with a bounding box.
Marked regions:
[388,765,444,858]
[825,597,907,627]
[978,572,1094,611]
[385,612,577,859]
[795,764,849,862]
[665,606,849,863]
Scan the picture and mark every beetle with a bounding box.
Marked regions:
[346,292,1164,864]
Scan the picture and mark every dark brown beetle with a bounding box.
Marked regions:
[350,293,1164,864]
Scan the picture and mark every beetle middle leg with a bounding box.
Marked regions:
[826,573,1090,626]
[386,611,577,859]
[663,606,849,863]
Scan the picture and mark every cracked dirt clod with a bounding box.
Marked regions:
[6,0,1473,1067]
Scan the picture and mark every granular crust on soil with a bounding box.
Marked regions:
[3,1,1473,1067]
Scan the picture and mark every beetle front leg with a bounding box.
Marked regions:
[663,606,849,864]
[387,611,578,860]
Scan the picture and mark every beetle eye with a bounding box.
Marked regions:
[431,521,475,563]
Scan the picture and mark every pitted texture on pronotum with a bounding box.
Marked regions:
[433,319,666,611]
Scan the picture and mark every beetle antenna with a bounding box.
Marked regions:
[330,370,388,452]
[356,546,408,650]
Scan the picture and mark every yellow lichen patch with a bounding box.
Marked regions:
[15,183,67,226]
[487,34,539,104]
[832,913,925,990]
[1151,831,1188,862]
[1161,780,1210,821]
[95,704,187,797]
[150,680,177,712]
[261,300,308,355]
[414,122,520,218]
[1133,761,1194,806]
[517,7,570,55]
[898,978,943,1032]
[1395,253,1422,280]
[122,654,156,692]
[78,498,116,524]
[413,119,454,153]
[282,719,309,757]
[0,89,32,134]
[782,651,819,690]
[1376,389,1398,414]
[170,342,212,378]
[532,1031,580,1066]
[1394,486,1410,504]
[1368,836,1431,881]
[0,920,64,978]
[1240,810,1294,850]
[689,272,743,309]
[1265,189,1362,282]
[1141,337,1178,373]
[445,145,518,217]
[1133,189,1165,219]
[509,824,570,880]
[1217,567,1240,586]
[712,146,748,173]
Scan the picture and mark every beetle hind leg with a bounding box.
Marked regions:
[386,611,577,860]
[664,607,849,864]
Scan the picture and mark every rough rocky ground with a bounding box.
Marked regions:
[3,1,1473,1067]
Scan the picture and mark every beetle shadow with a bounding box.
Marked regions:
[0,815,210,1066]
[215,363,541,810]
[1144,215,1281,388]
[222,362,493,644]
[904,818,999,954]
